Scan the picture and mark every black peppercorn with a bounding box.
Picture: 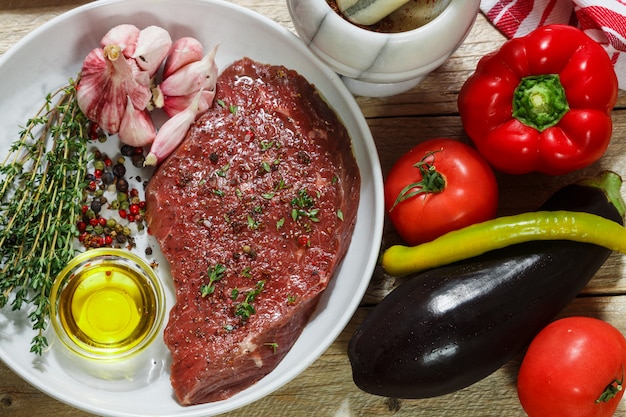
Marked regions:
[90,199,102,213]
[112,163,126,178]
[101,171,115,185]
[120,144,135,157]
[116,178,129,193]
[132,154,145,168]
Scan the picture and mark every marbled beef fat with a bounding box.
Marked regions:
[145,57,360,405]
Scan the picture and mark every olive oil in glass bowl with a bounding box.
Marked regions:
[49,248,166,390]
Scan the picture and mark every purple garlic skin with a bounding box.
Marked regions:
[77,44,152,134]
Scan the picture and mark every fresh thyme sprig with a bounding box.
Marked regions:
[0,79,90,355]
[200,263,227,297]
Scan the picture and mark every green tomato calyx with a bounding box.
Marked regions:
[596,369,624,403]
[390,150,445,211]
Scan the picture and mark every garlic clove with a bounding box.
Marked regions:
[163,37,204,79]
[118,95,157,147]
[100,24,140,57]
[144,89,203,166]
[158,44,219,97]
[77,45,152,134]
[162,89,215,118]
[130,58,152,89]
[132,25,173,77]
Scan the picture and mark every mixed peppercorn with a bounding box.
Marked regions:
[77,125,149,250]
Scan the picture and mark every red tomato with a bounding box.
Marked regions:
[518,317,626,417]
[383,138,498,245]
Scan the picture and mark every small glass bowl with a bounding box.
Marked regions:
[49,248,167,390]
[50,248,165,361]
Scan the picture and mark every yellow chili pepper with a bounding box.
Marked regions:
[382,211,626,277]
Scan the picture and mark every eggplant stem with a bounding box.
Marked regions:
[579,171,625,220]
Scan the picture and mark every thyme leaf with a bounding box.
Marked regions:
[234,280,265,321]
[290,189,319,222]
[201,263,226,297]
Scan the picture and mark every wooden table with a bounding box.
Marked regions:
[1,1,625,416]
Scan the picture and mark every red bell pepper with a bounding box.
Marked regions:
[458,25,618,176]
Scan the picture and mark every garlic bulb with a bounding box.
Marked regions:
[100,24,140,57]
[77,25,219,157]
[76,44,152,134]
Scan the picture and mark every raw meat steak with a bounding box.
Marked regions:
[145,57,360,405]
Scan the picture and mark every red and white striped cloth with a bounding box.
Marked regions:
[480,0,626,89]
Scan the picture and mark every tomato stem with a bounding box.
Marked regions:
[512,74,569,132]
[596,368,624,403]
[390,150,445,211]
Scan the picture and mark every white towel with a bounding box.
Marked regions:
[480,0,626,89]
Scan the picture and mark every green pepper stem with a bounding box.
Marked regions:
[512,74,569,131]
[382,210,626,277]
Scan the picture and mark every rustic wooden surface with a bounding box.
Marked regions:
[1,1,626,416]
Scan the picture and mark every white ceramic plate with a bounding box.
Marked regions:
[0,0,384,416]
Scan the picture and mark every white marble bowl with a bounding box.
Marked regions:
[287,0,481,97]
